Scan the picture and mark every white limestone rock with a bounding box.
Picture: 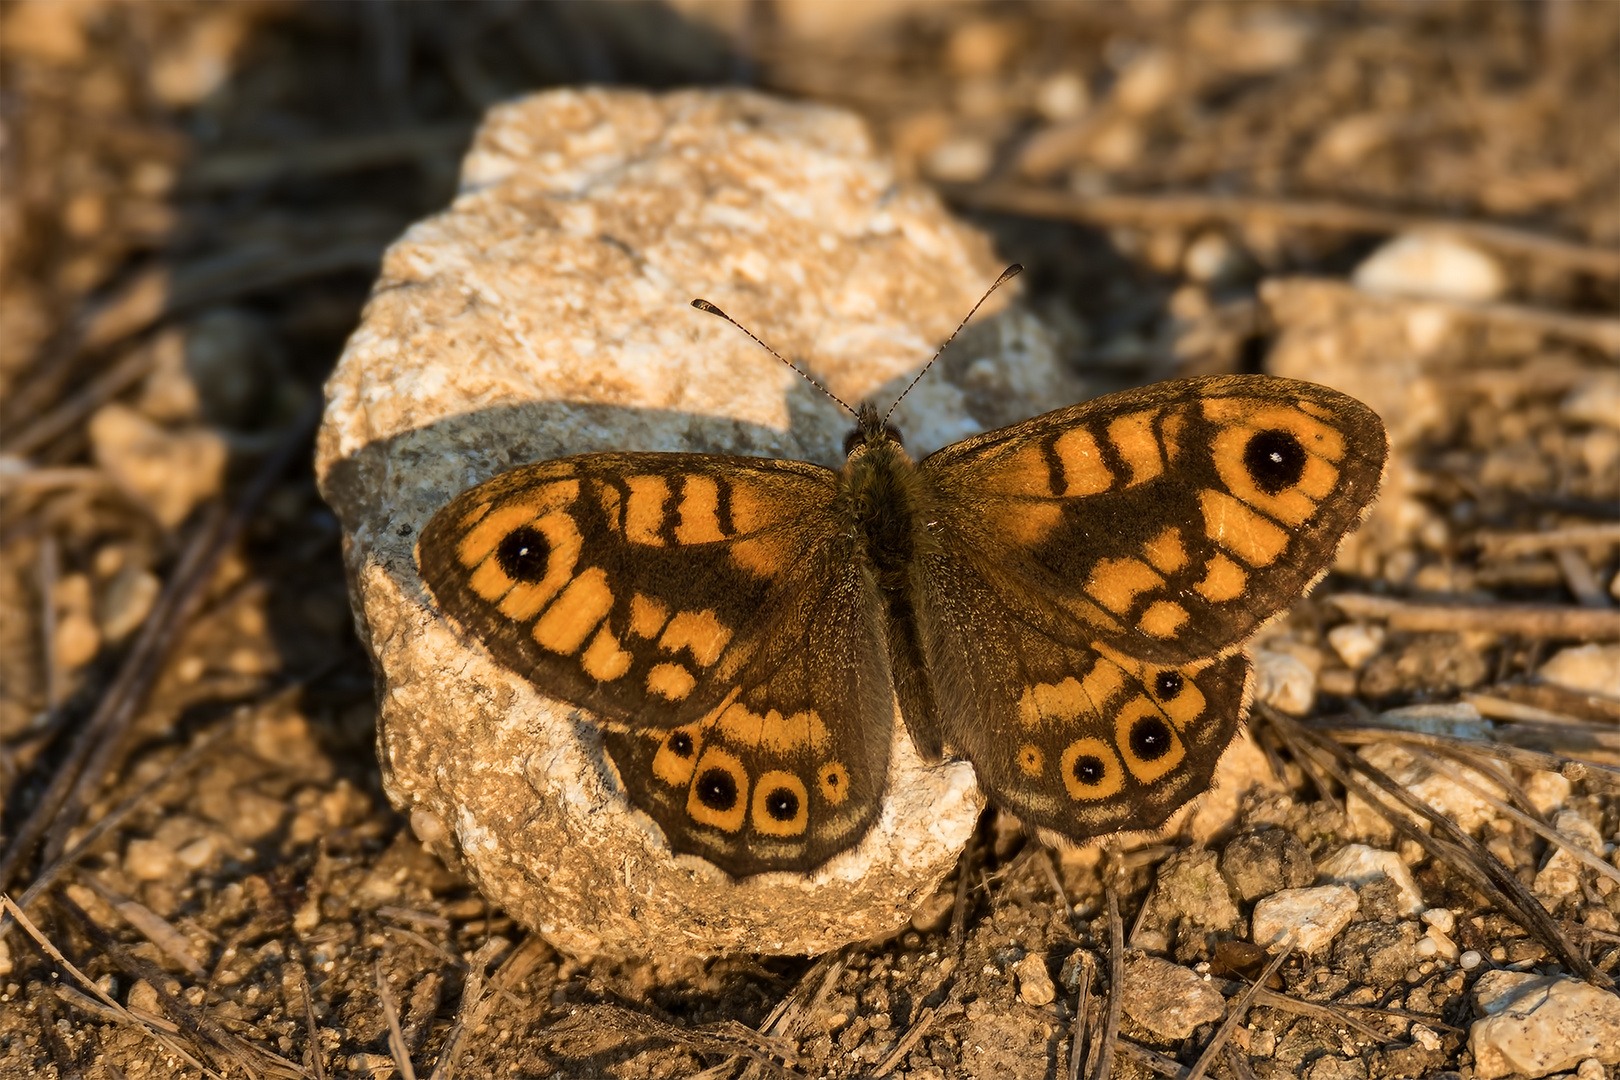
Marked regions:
[1250,884,1358,955]
[1346,740,1504,841]
[1470,971,1620,1079]
[1316,843,1425,917]
[314,88,1061,958]
[1539,643,1620,700]
[1352,231,1507,304]
[1121,955,1226,1039]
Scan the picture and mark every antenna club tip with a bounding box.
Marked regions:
[998,263,1024,282]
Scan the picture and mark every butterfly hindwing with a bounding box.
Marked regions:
[416,454,895,875]
[906,538,1253,840]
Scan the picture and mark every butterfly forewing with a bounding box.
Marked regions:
[922,376,1388,667]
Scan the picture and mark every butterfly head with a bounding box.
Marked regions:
[844,403,905,461]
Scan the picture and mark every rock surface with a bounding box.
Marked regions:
[1121,954,1226,1039]
[1317,843,1425,917]
[314,88,1048,958]
[1469,971,1620,1079]
[1251,884,1359,955]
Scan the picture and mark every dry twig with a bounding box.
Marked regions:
[1184,943,1293,1080]
[946,184,1620,278]
[2,895,217,1078]
[1328,593,1620,639]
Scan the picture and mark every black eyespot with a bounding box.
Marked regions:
[1129,718,1174,761]
[823,769,840,788]
[1154,671,1184,700]
[1243,430,1307,495]
[667,732,694,758]
[1072,755,1107,786]
[764,787,799,822]
[495,525,550,582]
[696,768,738,811]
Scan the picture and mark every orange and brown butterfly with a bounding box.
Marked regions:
[415,266,1388,877]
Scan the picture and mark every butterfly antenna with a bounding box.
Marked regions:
[690,299,858,419]
[882,263,1023,427]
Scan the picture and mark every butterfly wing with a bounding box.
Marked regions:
[910,374,1386,840]
[416,454,893,876]
[909,550,1253,839]
[922,375,1388,666]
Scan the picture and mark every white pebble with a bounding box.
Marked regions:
[1460,950,1482,970]
[1469,971,1620,1079]
[1353,231,1506,303]
[1539,643,1620,699]
[124,837,178,882]
[1563,372,1620,430]
[1253,648,1316,716]
[89,404,227,529]
[1421,907,1456,934]
[1317,843,1425,916]
[924,136,993,183]
[1014,953,1056,1006]
[98,564,160,642]
[1251,885,1358,955]
[1327,622,1385,670]
[1034,71,1089,122]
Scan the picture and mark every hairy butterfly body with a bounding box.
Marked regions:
[416,363,1387,877]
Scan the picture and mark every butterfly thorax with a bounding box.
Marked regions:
[839,405,933,593]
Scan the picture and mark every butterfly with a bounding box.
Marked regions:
[415,268,1388,878]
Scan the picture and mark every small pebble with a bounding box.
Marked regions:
[1113,48,1177,115]
[126,979,161,1014]
[97,564,160,642]
[1460,950,1482,970]
[1121,955,1225,1039]
[1013,953,1056,1006]
[124,837,178,882]
[924,135,993,183]
[1251,885,1358,955]
[1538,643,1620,699]
[1221,828,1316,903]
[1034,70,1089,121]
[909,891,955,934]
[89,403,227,528]
[1058,949,1090,989]
[1253,648,1316,715]
[1347,743,1502,839]
[1521,771,1573,817]
[1352,231,1506,303]
[1317,844,1425,916]
[54,610,102,671]
[1182,231,1248,284]
[1421,908,1456,934]
[1533,809,1605,904]
[1327,622,1385,669]
[176,836,217,871]
[1562,372,1620,430]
